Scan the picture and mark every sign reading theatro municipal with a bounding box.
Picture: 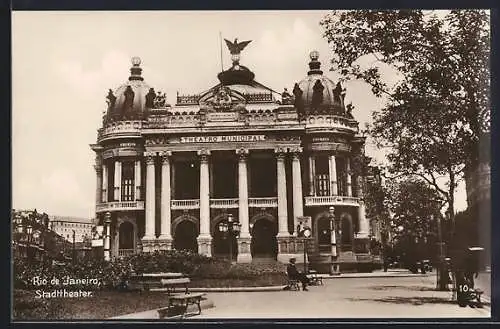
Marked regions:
[90,38,375,271]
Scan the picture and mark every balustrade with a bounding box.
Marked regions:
[96,201,145,213]
[210,198,239,208]
[171,199,200,209]
[248,197,278,207]
[176,94,200,105]
[118,249,136,257]
[304,195,360,207]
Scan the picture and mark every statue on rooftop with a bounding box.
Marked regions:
[311,80,324,112]
[293,83,305,118]
[123,86,135,111]
[106,89,116,110]
[281,88,293,105]
[145,88,156,108]
[154,91,167,108]
[224,38,252,67]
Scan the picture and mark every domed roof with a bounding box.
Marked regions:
[104,57,155,123]
[294,51,347,116]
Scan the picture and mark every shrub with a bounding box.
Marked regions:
[13,250,287,292]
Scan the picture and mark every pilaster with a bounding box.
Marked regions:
[291,146,304,236]
[275,147,289,238]
[142,151,156,242]
[197,149,212,256]
[159,151,173,246]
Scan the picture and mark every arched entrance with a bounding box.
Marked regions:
[251,218,278,260]
[340,213,353,251]
[317,217,331,253]
[212,214,238,260]
[119,221,134,250]
[173,220,198,253]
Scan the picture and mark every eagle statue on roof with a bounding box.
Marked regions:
[224,38,252,55]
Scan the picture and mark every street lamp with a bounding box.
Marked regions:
[329,206,341,275]
[218,213,241,263]
[434,214,448,290]
[72,229,76,263]
[26,224,33,263]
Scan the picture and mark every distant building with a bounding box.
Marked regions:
[49,216,93,243]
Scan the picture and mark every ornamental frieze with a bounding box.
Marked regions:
[145,137,169,146]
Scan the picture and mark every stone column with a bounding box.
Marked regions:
[329,154,338,196]
[142,152,156,249]
[276,148,293,263]
[103,212,111,261]
[291,147,304,236]
[276,148,289,237]
[346,157,352,197]
[171,160,176,199]
[236,148,251,263]
[101,164,108,202]
[134,160,141,200]
[159,151,173,250]
[94,160,102,206]
[308,156,316,196]
[197,149,212,256]
[358,200,369,237]
[209,161,214,198]
[114,160,122,201]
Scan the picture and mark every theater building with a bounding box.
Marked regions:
[91,40,374,268]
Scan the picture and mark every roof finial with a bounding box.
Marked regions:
[129,56,144,81]
[224,38,252,68]
[308,50,323,76]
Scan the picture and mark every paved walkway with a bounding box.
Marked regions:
[194,275,491,319]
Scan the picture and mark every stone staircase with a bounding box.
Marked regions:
[251,255,277,265]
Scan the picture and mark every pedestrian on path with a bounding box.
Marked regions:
[286,258,310,291]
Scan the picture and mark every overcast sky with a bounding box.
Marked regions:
[12,10,467,218]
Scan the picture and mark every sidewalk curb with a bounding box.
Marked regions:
[110,298,215,319]
[323,273,434,279]
[151,286,288,293]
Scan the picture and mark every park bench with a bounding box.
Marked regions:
[128,272,184,291]
[306,269,324,286]
[160,276,206,318]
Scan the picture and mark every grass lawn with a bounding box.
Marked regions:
[13,276,287,320]
[13,290,171,320]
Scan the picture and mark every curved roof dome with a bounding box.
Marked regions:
[294,51,347,115]
[104,57,152,123]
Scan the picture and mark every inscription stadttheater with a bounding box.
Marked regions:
[179,135,267,143]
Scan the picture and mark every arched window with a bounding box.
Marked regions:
[119,222,134,249]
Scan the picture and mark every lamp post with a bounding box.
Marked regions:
[72,229,76,263]
[14,215,23,258]
[218,213,241,264]
[26,224,33,263]
[435,214,448,290]
[329,206,340,275]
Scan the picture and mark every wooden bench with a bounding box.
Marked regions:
[128,272,183,291]
[307,270,323,286]
[160,277,206,318]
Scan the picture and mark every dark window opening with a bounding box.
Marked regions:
[121,161,135,201]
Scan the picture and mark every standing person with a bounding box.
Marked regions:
[464,247,481,289]
[286,258,310,291]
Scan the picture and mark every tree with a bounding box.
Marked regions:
[363,165,390,244]
[320,10,490,224]
[385,178,444,268]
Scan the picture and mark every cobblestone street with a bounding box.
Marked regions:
[194,274,491,319]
